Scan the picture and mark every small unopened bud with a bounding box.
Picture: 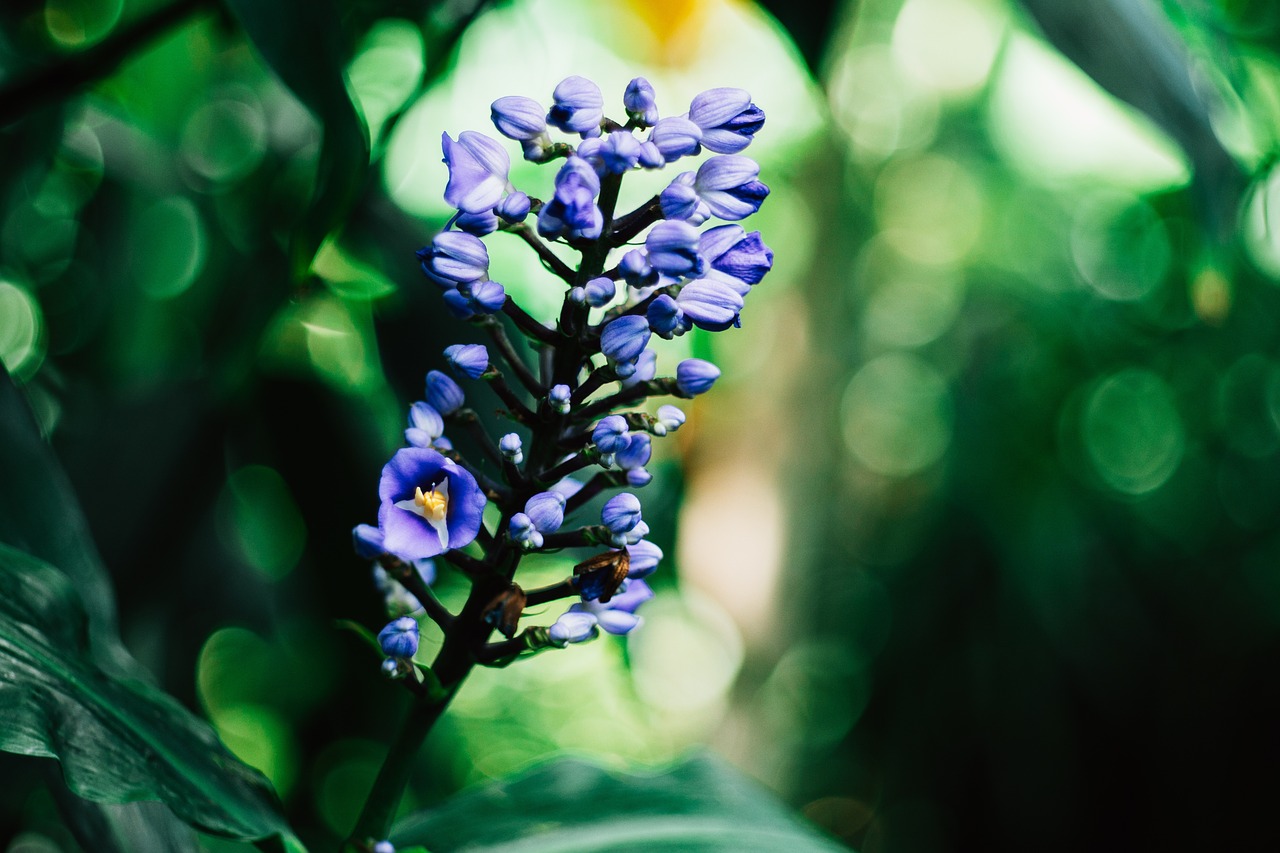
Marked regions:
[499,432,524,464]
[549,384,571,414]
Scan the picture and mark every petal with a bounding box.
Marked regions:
[688,87,752,129]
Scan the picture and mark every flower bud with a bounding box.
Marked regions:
[675,359,720,396]
[688,88,764,154]
[374,842,396,853]
[496,190,531,222]
[378,616,420,659]
[444,343,489,379]
[456,209,499,235]
[656,404,686,433]
[406,401,445,448]
[381,657,404,679]
[524,491,566,532]
[417,231,489,287]
[645,220,705,278]
[620,249,658,288]
[491,95,547,140]
[626,540,663,578]
[549,610,598,645]
[584,276,616,307]
[620,349,657,389]
[693,155,769,221]
[425,370,465,414]
[549,384,572,414]
[509,512,542,549]
[600,315,651,366]
[547,75,604,137]
[601,492,642,534]
[647,294,685,339]
[637,140,665,169]
[616,434,652,471]
[659,173,707,223]
[624,77,659,125]
[470,279,507,314]
[676,278,744,332]
[592,415,630,455]
[499,432,524,464]
[648,116,702,161]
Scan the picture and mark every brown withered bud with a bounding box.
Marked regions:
[482,584,527,638]
[572,549,631,603]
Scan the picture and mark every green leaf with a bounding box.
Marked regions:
[0,541,302,849]
[391,755,850,852]
[220,0,371,280]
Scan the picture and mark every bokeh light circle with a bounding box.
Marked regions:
[841,353,952,477]
[1081,368,1184,495]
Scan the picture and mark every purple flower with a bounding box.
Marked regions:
[637,141,665,169]
[701,225,774,285]
[525,491,566,533]
[602,492,642,533]
[626,540,663,578]
[549,384,571,414]
[592,415,630,455]
[647,294,685,338]
[583,276,616,307]
[676,358,720,396]
[497,191,531,222]
[425,370,464,415]
[645,220,706,278]
[688,88,764,154]
[499,432,523,463]
[648,116,702,161]
[621,349,658,389]
[547,75,604,137]
[491,96,548,140]
[470,279,507,314]
[378,616,420,658]
[378,448,487,559]
[600,315,651,371]
[655,404,685,434]
[444,343,489,379]
[616,434,652,486]
[417,231,488,287]
[676,277,744,331]
[624,77,659,125]
[595,130,644,174]
[549,610,599,644]
[441,131,510,214]
[405,401,445,448]
[693,155,769,221]
[620,249,658,288]
[456,209,499,235]
[509,512,541,549]
[572,578,654,634]
[538,156,603,241]
[659,173,709,224]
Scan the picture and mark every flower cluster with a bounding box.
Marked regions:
[354,75,772,677]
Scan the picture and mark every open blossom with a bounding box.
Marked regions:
[442,131,510,214]
[376,448,487,560]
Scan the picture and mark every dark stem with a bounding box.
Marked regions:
[512,225,576,283]
[0,0,210,128]
[523,578,577,606]
[486,373,535,422]
[539,529,596,549]
[565,473,623,515]
[608,196,662,246]
[503,297,559,345]
[483,318,542,395]
[570,368,615,406]
[534,451,596,485]
[576,379,675,420]
[378,555,455,630]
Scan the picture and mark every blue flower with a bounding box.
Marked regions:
[509,512,541,549]
[700,225,773,284]
[647,294,685,338]
[457,209,499,235]
[525,491,565,533]
[565,578,654,635]
[549,384,572,414]
[676,277,744,331]
[638,141,665,169]
[379,448,488,559]
[537,156,603,241]
[491,95,548,140]
[600,315,651,374]
[648,116,702,161]
[583,276,616,307]
[592,415,630,455]
[621,349,658,389]
[676,358,720,396]
[580,130,643,174]
[645,220,706,278]
[470,279,507,314]
[625,540,663,578]
[499,432,523,463]
[417,231,488,288]
[547,75,604,137]
[659,173,709,224]
[378,616,420,659]
[441,131,511,214]
[616,434,652,486]
[656,404,686,434]
[601,492,642,533]
[444,343,489,379]
[688,88,764,154]
[620,249,658,288]
[425,370,465,415]
[693,156,769,221]
[549,610,598,645]
[624,77,659,125]
[405,401,445,448]
[496,191,531,222]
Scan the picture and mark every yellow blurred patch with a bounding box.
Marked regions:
[624,0,718,64]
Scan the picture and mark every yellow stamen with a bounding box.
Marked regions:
[414,486,448,522]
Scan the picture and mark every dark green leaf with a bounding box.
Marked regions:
[0,541,303,850]
[392,755,850,852]
[220,0,371,279]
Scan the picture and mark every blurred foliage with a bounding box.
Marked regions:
[5,0,1280,850]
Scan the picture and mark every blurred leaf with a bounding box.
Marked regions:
[1017,0,1244,240]
[221,0,371,280]
[392,754,848,852]
[0,542,302,849]
[755,0,843,74]
[0,365,137,678]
